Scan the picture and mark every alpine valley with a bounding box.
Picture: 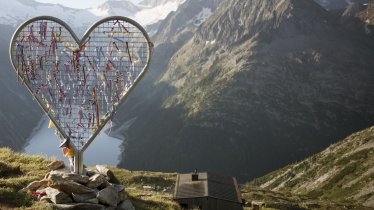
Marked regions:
[115,0,374,182]
[0,0,373,186]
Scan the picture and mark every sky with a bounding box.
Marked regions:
[35,0,142,9]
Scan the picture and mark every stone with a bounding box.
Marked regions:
[25,181,42,191]
[49,174,95,194]
[116,200,135,210]
[117,190,128,204]
[96,165,121,184]
[72,192,97,203]
[45,187,73,204]
[97,186,118,207]
[48,160,65,170]
[40,196,52,203]
[85,198,99,204]
[87,174,108,188]
[114,185,125,192]
[86,170,99,177]
[39,179,51,189]
[44,172,50,179]
[49,170,90,184]
[25,179,50,192]
[65,174,89,185]
[47,170,65,178]
[52,203,105,210]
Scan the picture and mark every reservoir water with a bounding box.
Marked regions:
[24,117,123,166]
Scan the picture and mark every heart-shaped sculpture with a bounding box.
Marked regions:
[9,16,152,156]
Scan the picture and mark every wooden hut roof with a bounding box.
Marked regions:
[174,172,242,204]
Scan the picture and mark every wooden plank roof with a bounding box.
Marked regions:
[174,172,242,204]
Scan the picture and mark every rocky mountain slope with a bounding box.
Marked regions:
[246,126,374,209]
[117,0,374,181]
[152,0,222,44]
[360,0,374,23]
[0,24,42,150]
[340,0,374,36]
[314,0,370,10]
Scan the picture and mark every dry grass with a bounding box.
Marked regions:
[0,148,181,210]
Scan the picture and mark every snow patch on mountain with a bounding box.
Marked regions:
[0,0,185,32]
[138,0,185,7]
[134,1,185,25]
[89,0,140,17]
[0,0,98,30]
[205,39,216,45]
[186,7,212,26]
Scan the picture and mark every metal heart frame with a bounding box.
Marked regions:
[9,16,153,173]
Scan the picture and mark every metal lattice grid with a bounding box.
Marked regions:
[10,16,152,152]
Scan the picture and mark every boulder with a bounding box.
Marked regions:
[117,190,128,204]
[46,169,71,179]
[52,203,105,210]
[86,170,99,177]
[85,198,99,204]
[39,179,51,189]
[96,165,121,184]
[24,179,50,192]
[114,185,125,192]
[45,187,72,204]
[97,186,118,207]
[65,174,90,185]
[49,174,95,194]
[117,200,135,210]
[25,181,42,192]
[48,160,65,170]
[87,174,108,188]
[72,192,97,203]
[49,170,90,184]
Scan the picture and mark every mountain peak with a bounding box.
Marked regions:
[196,0,331,46]
[91,0,140,17]
[139,0,185,7]
[0,0,98,29]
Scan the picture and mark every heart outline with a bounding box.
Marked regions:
[9,16,153,153]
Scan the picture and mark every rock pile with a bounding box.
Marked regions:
[22,161,135,210]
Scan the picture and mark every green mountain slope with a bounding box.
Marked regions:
[246,126,374,209]
[118,0,374,182]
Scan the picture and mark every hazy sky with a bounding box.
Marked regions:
[35,0,142,9]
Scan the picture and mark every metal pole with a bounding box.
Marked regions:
[73,151,84,174]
